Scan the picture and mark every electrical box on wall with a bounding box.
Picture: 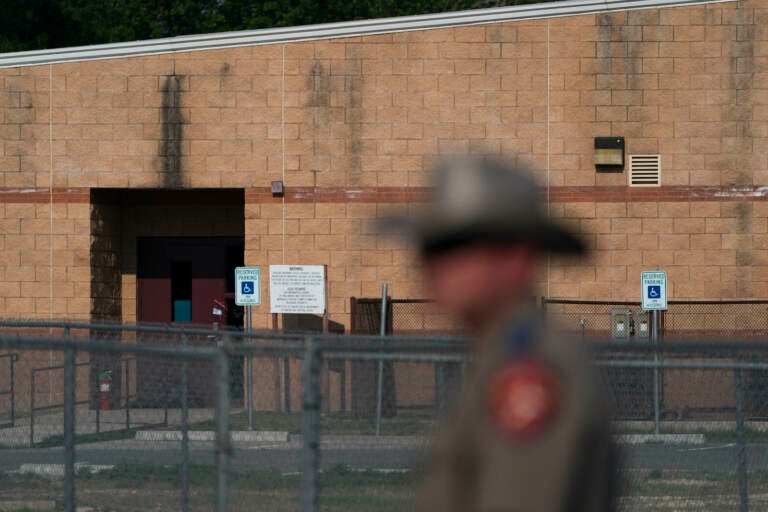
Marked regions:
[611,308,632,341]
[594,137,625,172]
[634,310,650,341]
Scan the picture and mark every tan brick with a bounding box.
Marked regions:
[611,218,642,234]
[673,218,706,234]
[690,234,722,250]
[596,234,627,250]
[642,251,674,266]
[660,234,690,250]
[627,234,658,250]
[594,203,627,218]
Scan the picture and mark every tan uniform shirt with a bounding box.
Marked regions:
[416,310,617,512]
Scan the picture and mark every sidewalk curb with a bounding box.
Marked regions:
[614,433,705,445]
[135,430,288,442]
[16,463,115,478]
[0,500,57,511]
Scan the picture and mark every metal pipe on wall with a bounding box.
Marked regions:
[375,284,387,436]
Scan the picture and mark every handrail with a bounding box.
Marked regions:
[27,356,151,446]
[0,353,18,427]
[30,361,90,447]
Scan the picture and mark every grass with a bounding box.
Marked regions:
[0,464,419,512]
[4,465,768,511]
[33,428,137,448]
[190,410,438,436]
[26,409,434,449]
[704,427,768,443]
[617,470,768,511]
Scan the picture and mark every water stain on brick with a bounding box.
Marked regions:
[725,6,755,184]
[345,45,364,185]
[306,60,331,179]
[160,74,184,189]
[596,14,614,75]
[305,52,363,184]
[308,60,329,108]
[4,76,34,172]
[596,12,642,91]
[724,6,756,296]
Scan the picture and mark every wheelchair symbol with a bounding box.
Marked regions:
[241,281,254,295]
[647,285,661,299]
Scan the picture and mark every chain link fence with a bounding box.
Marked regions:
[1,321,768,511]
[543,299,768,340]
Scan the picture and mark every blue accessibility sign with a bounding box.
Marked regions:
[241,281,254,295]
[235,267,261,306]
[641,271,667,310]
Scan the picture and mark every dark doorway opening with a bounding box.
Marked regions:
[136,236,245,407]
[90,188,246,409]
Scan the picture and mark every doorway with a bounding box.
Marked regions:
[90,188,247,409]
[136,236,244,407]
[137,236,243,326]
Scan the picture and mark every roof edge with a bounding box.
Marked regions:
[0,0,735,68]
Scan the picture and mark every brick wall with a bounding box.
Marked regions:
[0,0,765,330]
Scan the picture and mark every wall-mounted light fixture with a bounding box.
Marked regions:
[271,180,284,197]
[594,137,625,172]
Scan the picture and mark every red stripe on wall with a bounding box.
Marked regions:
[548,186,768,202]
[244,186,431,203]
[251,185,768,203]
[0,189,90,203]
[2,186,767,204]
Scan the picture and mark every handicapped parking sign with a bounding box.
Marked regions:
[235,267,261,306]
[641,271,667,310]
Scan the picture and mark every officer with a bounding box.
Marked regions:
[382,157,618,511]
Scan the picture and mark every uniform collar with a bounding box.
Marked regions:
[477,302,544,353]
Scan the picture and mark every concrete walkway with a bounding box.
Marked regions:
[0,408,216,446]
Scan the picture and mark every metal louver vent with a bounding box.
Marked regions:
[629,154,661,187]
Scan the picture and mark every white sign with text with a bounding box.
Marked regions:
[269,265,326,314]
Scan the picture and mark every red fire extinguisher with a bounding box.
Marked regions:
[98,370,112,411]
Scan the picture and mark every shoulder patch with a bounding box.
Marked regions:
[486,357,562,441]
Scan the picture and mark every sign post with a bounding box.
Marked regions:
[641,271,667,436]
[235,267,261,431]
[269,265,327,414]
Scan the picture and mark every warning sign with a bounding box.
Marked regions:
[269,265,326,314]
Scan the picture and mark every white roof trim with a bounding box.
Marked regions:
[0,0,734,68]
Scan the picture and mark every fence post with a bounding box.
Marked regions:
[180,333,190,512]
[375,284,387,436]
[124,358,130,430]
[300,336,321,512]
[63,328,76,512]
[10,355,16,427]
[246,306,254,431]
[734,367,749,512]
[29,371,35,447]
[214,338,231,512]
[435,363,445,411]
[652,310,660,436]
